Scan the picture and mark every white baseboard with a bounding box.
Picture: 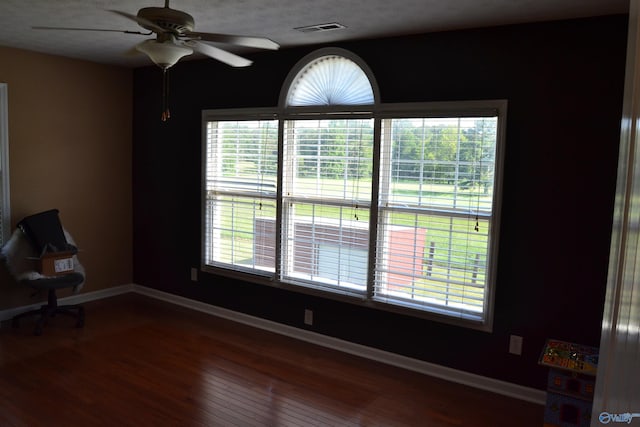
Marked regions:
[132,284,547,405]
[0,283,546,405]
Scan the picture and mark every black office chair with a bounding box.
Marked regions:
[4,209,85,336]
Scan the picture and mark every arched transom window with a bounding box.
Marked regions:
[283,49,377,107]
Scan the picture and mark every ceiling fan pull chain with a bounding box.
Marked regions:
[161,68,170,121]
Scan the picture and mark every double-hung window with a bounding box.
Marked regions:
[280,117,374,293]
[203,49,505,330]
[374,115,500,323]
[204,115,278,273]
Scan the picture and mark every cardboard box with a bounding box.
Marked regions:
[38,251,75,276]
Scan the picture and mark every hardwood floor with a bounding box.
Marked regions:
[0,293,543,426]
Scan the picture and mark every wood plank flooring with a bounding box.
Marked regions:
[0,293,543,426]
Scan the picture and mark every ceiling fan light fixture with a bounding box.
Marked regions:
[135,38,193,69]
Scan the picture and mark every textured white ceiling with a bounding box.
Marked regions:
[0,0,630,68]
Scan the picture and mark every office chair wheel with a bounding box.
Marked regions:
[76,307,85,328]
[34,323,44,336]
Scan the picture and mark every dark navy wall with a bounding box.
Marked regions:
[132,15,627,390]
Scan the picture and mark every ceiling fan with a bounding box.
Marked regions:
[34,0,280,120]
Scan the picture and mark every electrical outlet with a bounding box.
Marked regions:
[190,268,198,282]
[304,309,313,325]
[509,335,523,355]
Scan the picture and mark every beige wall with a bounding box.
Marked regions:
[0,45,132,309]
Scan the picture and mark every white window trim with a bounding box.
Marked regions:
[201,99,506,331]
[202,45,504,331]
[0,83,10,245]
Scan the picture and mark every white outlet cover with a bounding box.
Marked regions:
[304,309,313,325]
[509,335,523,355]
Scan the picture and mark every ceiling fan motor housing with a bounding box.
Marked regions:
[137,7,195,33]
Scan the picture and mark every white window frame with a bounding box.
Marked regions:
[372,103,506,330]
[202,50,506,331]
[0,83,10,246]
[201,108,279,276]
[202,101,506,331]
[279,115,375,295]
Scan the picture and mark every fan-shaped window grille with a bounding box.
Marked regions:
[285,51,375,107]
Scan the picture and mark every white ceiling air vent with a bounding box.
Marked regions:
[294,23,347,33]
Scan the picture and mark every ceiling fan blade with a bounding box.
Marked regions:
[184,32,279,50]
[32,26,149,35]
[124,45,144,57]
[185,40,252,67]
[108,10,167,34]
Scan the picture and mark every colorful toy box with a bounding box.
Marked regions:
[539,339,599,427]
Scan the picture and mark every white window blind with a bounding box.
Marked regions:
[204,119,278,272]
[375,117,498,321]
[281,118,374,292]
